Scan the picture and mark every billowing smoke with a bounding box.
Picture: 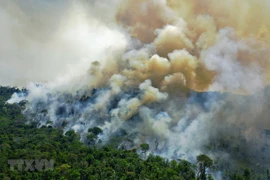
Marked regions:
[5,0,270,166]
[0,0,126,86]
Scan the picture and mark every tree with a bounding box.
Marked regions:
[65,130,78,142]
[243,168,251,180]
[88,127,102,136]
[197,154,213,180]
[140,143,150,153]
[87,134,97,146]
[87,127,103,146]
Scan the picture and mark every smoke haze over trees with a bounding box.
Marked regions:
[2,0,270,179]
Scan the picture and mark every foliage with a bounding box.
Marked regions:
[197,154,213,180]
[1,86,269,180]
[0,86,196,180]
[140,143,150,153]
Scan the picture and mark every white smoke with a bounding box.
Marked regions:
[0,0,126,86]
[202,28,264,93]
[4,0,270,171]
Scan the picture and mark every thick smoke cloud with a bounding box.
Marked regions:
[202,28,265,94]
[5,0,270,168]
[0,0,125,86]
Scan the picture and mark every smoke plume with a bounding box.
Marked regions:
[5,0,270,167]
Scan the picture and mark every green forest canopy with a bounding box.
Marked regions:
[0,86,268,180]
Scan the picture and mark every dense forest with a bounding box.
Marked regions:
[0,86,268,180]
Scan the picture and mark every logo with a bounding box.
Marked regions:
[8,159,54,171]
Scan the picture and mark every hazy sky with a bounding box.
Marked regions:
[0,0,125,86]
